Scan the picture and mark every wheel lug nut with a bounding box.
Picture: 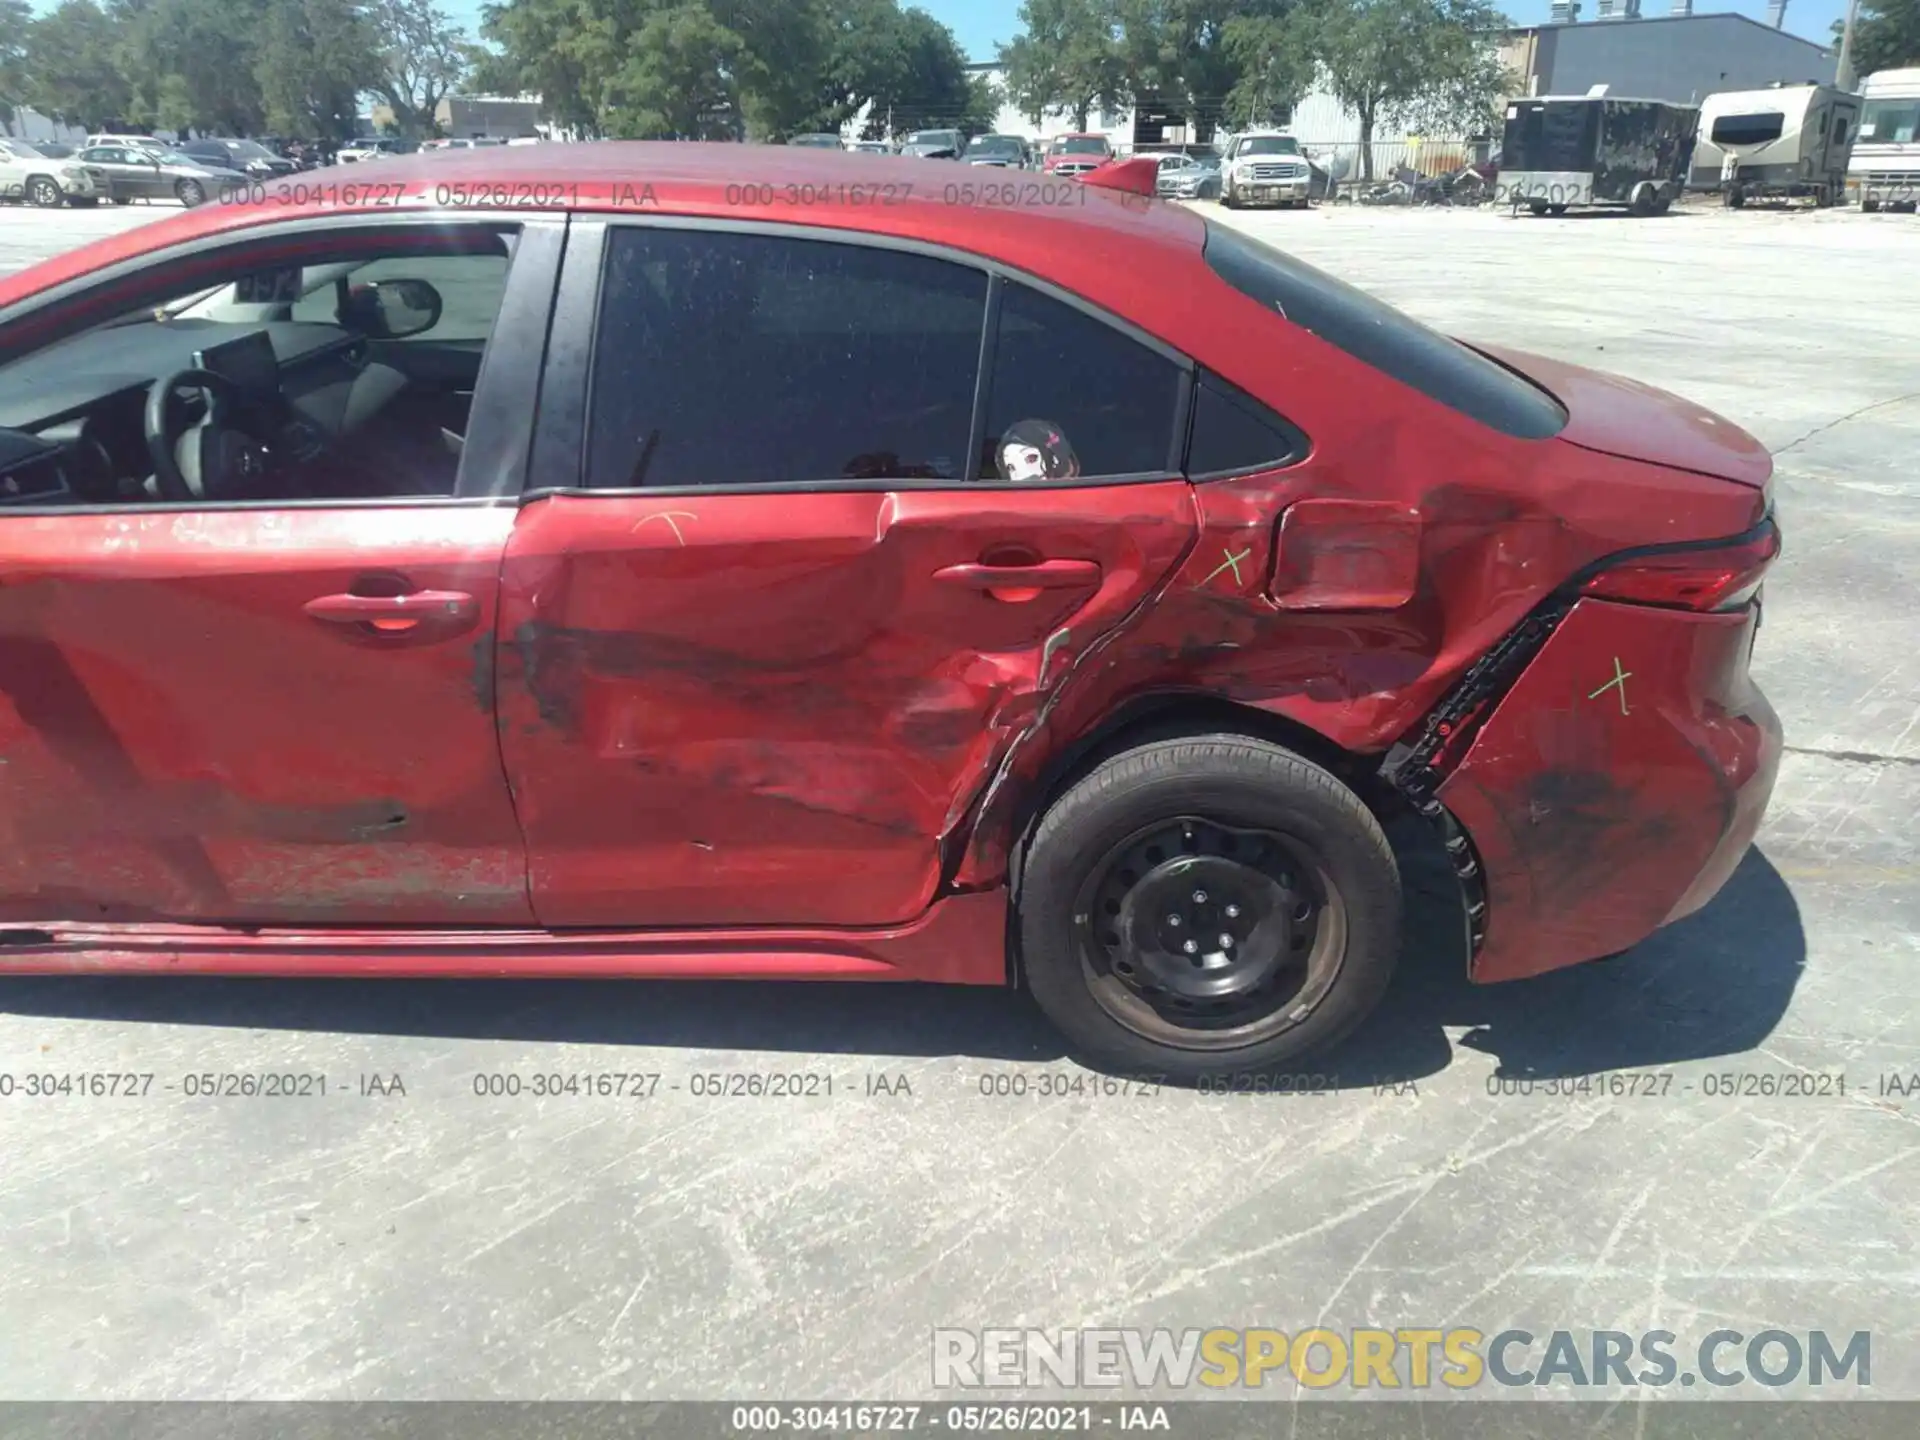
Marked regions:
[1167,914,1182,927]
[1182,939,1198,955]
[1224,904,1240,919]
[1219,934,1233,949]
[1192,890,1208,903]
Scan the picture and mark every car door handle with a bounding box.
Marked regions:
[933,559,1102,591]
[304,589,478,637]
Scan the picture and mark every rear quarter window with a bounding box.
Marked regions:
[1202,222,1566,440]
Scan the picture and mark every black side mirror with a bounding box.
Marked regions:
[341,278,444,340]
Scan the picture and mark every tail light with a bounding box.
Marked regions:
[1575,519,1779,612]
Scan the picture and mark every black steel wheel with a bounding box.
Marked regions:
[1072,815,1346,1049]
[1017,733,1401,1080]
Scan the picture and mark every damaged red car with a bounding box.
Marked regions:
[0,144,1780,1079]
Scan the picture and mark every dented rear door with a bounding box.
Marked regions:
[497,218,1199,928]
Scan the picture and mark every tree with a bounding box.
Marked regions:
[1,0,30,130]
[20,0,133,130]
[119,0,273,135]
[815,2,986,139]
[254,0,381,138]
[1000,0,1129,130]
[1841,0,1920,77]
[367,0,470,138]
[1219,3,1316,132]
[1309,0,1510,178]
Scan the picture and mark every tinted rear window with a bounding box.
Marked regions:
[1202,221,1567,440]
[1711,112,1787,146]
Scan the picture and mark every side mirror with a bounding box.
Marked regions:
[342,278,443,340]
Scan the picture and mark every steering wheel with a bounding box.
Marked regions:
[144,368,271,502]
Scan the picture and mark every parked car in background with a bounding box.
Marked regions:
[1043,133,1115,175]
[0,142,1782,1079]
[962,134,1034,168]
[31,143,78,160]
[0,138,108,207]
[1220,132,1325,208]
[1155,152,1223,201]
[337,138,413,163]
[84,133,168,156]
[176,137,299,180]
[847,140,893,154]
[786,133,846,149]
[898,129,963,159]
[1849,67,1920,212]
[75,143,237,206]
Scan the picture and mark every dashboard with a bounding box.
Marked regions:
[0,317,380,506]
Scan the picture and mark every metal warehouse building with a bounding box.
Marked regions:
[1500,12,1837,106]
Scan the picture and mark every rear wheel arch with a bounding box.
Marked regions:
[997,693,1392,985]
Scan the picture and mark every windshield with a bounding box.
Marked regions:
[1858,98,1920,144]
[155,151,201,167]
[1235,137,1301,157]
[967,137,1021,155]
[907,131,958,146]
[1055,137,1108,155]
[227,140,274,159]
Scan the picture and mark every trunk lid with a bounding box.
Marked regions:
[1475,343,1772,489]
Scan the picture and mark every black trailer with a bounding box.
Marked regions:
[1499,95,1698,216]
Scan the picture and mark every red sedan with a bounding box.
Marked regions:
[0,145,1780,1080]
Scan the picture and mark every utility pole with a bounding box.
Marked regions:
[1835,0,1862,90]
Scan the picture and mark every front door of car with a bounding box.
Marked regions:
[0,216,563,927]
[497,222,1199,928]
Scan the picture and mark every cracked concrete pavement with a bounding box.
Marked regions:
[0,197,1916,1404]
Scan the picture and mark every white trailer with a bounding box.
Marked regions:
[1690,83,1860,207]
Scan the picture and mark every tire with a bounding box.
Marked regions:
[1726,186,1745,210]
[1528,200,1548,216]
[1221,189,1238,210]
[1016,734,1401,1080]
[175,178,205,207]
[1862,198,1880,213]
[26,175,63,208]
[113,195,134,205]
[1546,203,1568,216]
[69,195,100,207]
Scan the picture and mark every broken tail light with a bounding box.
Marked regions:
[1576,519,1780,613]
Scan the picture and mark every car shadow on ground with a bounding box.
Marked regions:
[0,820,1805,1090]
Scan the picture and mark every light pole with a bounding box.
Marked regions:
[1835,0,1862,90]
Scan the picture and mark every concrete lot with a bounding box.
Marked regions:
[1,198,1918,1403]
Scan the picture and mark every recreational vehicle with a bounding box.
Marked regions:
[1691,83,1859,207]
[1500,92,1697,216]
[1849,67,1920,212]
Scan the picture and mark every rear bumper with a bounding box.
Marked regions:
[1437,598,1781,983]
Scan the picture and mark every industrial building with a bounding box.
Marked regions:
[1499,12,1837,106]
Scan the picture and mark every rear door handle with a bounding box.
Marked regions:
[933,559,1102,591]
[304,589,478,638]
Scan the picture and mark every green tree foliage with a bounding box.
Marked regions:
[11,0,454,141]
[368,0,471,138]
[1841,0,1920,76]
[19,0,132,129]
[479,0,978,140]
[1309,0,1511,176]
[1000,0,1129,129]
[1,0,31,127]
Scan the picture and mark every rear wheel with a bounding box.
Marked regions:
[175,178,205,207]
[1016,735,1401,1080]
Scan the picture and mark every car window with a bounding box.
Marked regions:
[1185,372,1306,478]
[289,253,509,342]
[585,228,989,490]
[978,281,1183,481]
[1202,220,1567,440]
